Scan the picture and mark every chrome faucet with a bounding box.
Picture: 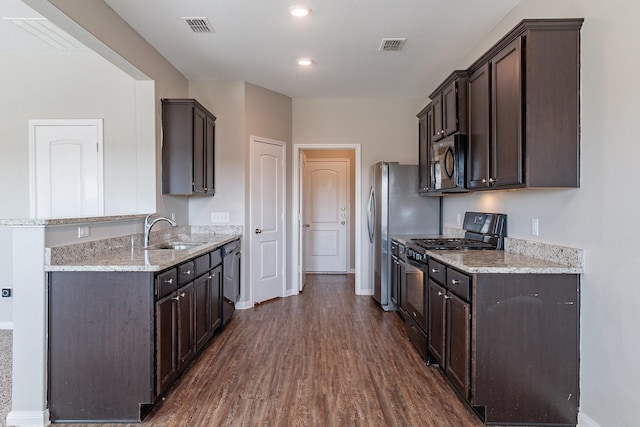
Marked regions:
[144,214,178,247]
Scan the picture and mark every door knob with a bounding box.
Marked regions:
[304,224,310,228]
[255,228,262,234]
[341,221,346,225]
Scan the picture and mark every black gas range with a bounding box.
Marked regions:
[405,212,507,263]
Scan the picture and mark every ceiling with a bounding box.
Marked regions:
[2,0,523,98]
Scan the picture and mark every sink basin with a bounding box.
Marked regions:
[146,242,203,250]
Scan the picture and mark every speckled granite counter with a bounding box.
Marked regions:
[45,226,242,272]
[392,233,584,274]
[427,249,582,274]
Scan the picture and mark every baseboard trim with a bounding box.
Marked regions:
[6,409,51,426]
[0,321,13,330]
[578,412,601,427]
[356,289,374,296]
[235,301,254,310]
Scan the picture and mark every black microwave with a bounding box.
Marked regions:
[429,134,467,193]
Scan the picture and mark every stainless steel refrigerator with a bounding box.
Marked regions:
[367,162,440,311]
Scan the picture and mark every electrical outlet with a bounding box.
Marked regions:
[78,225,90,238]
[211,212,229,223]
[1,288,11,298]
[531,218,539,236]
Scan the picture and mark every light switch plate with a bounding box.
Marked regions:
[78,225,90,238]
[531,218,539,236]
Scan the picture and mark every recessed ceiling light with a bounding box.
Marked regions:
[289,6,312,17]
[297,58,314,66]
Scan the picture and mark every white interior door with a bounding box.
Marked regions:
[251,137,285,304]
[30,119,104,218]
[303,159,348,273]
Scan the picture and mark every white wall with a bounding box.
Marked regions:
[0,54,143,217]
[293,97,425,294]
[440,1,640,426]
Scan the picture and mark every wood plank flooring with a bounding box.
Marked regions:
[54,274,483,427]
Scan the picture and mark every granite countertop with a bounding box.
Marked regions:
[427,250,582,274]
[45,232,241,273]
[392,233,584,274]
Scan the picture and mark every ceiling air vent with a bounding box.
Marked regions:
[379,38,406,52]
[182,17,214,33]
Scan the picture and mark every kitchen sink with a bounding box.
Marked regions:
[146,242,204,250]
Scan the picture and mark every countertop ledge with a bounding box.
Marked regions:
[45,226,242,272]
[393,234,584,274]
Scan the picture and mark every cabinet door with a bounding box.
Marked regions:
[155,293,177,396]
[467,63,491,189]
[446,292,471,399]
[491,38,523,187]
[209,264,222,333]
[428,280,447,366]
[193,274,210,352]
[442,81,458,136]
[418,111,430,192]
[176,282,195,370]
[193,108,207,194]
[431,95,443,141]
[205,115,215,195]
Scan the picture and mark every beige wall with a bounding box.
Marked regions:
[439,1,640,426]
[244,83,293,297]
[303,149,357,270]
[292,97,425,293]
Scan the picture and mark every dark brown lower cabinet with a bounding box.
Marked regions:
[48,247,227,423]
[445,292,471,399]
[426,259,579,426]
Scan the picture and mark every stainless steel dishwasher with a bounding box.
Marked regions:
[222,239,241,325]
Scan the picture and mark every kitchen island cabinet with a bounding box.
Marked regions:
[47,240,234,423]
[466,19,583,190]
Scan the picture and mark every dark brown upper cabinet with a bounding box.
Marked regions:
[429,71,468,142]
[162,98,216,196]
[417,104,432,193]
[466,19,583,190]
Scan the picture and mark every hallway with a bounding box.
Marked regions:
[52,274,482,426]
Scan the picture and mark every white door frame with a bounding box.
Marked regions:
[292,144,363,295]
[249,136,287,306]
[28,119,104,219]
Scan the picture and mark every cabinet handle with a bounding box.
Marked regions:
[489,178,497,183]
[208,274,213,279]
[482,178,487,183]
[451,279,461,285]
[172,295,181,301]
[412,311,417,318]
[183,269,192,276]
[438,291,444,296]
[444,294,452,300]
[164,278,173,284]
[431,268,440,273]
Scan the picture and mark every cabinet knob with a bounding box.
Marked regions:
[164,278,173,284]
[444,294,452,300]
[438,291,444,296]
[451,279,461,285]
[180,292,186,298]
[482,178,487,183]
[489,178,497,183]
[183,269,192,276]
[208,275,213,279]
[431,268,440,273]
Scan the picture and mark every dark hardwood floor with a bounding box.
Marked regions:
[54,274,483,426]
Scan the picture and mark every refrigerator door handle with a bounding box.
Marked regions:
[367,186,375,243]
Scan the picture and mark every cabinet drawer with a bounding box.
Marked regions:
[429,260,446,284]
[210,248,222,267]
[194,254,209,276]
[178,261,196,284]
[156,268,178,298]
[446,267,471,301]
